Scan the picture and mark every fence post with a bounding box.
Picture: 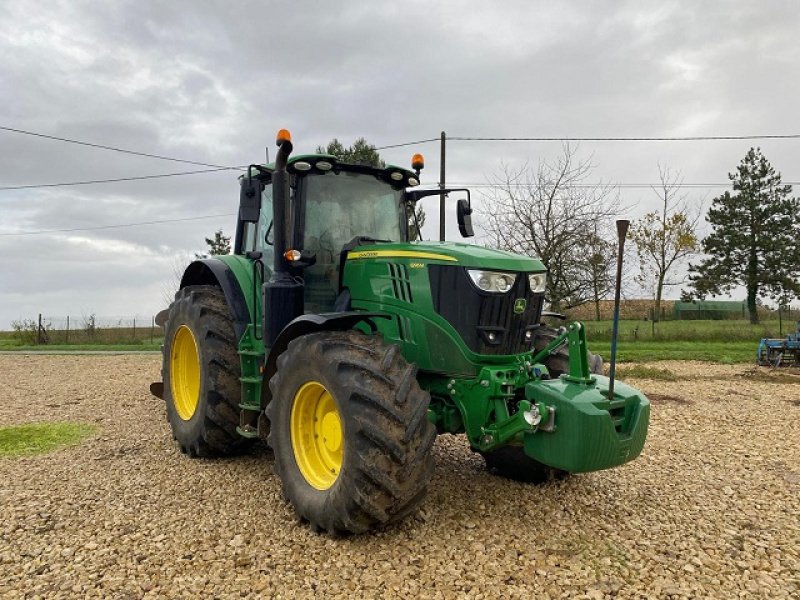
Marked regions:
[150,316,155,344]
[66,315,69,344]
[133,317,136,342]
[37,313,42,345]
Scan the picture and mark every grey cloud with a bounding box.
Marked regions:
[1,0,799,325]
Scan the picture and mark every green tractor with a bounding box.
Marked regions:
[152,129,650,534]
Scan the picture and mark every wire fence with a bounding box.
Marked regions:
[5,314,161,346]
[567,300,800,323]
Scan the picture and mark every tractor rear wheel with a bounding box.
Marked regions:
[482,326,604,482]
[267,330,436,534]
[162,285,251,457]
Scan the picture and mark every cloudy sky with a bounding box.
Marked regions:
[1,1,798,327]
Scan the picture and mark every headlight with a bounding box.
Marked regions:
[528,273,547,293]
[467,270,516,293]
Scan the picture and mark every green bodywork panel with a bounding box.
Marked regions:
[342,241,545,375]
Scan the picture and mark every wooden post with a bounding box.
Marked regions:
[133,317,136,342]
[37,313,43,345]
[66,315,69,344]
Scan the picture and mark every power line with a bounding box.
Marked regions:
[448,181,800,189]
[0,167,242,191]
[0,213,235,237]
[0,125,241,169]
[449,134,800,142]
[374,138,439,150]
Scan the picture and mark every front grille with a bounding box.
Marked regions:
[429,265,544,355]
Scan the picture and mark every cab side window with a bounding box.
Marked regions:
[256,184,274,272]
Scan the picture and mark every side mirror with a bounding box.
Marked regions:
[239,173,264,222]
[456,198,474,238]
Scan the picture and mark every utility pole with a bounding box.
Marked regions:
[439,131,446,242]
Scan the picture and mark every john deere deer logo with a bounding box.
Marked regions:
[513,298,526,314]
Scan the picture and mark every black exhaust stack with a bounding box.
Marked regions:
[263,130,304,347]
[607,219,629,401]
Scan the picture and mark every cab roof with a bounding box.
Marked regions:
[241,154,421,189]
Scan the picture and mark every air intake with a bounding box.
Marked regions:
[387,263,413,303]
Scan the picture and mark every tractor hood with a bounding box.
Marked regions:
[346,241,546,272]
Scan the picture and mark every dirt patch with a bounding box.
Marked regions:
[737,366,800,384]
[646,393,693,405]
[615,365,679,381]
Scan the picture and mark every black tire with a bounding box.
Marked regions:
[266,330,436,535]
[482,326,604,482]
[163,285,251,457]
[533,326,604,378]
[482,445,569,483]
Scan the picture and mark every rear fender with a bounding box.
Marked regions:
[262,312,389,406]
[180,259,251,341]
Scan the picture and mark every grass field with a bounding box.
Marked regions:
[0,343,161,352]
[0,326,160,347]
[588,341,754,364]
[583,318,793,342]
[0,319,779,363]
[0,422,97,457]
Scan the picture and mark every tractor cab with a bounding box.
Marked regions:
[236,155,417,313]
[235,133,474,346]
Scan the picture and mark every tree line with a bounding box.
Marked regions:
[482,145,800,324]
[200,139,800,325]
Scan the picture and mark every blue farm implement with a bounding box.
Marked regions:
[757,322,800,367]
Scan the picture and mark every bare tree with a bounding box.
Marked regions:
[161,250,196,307]
[585,222,616,320]
[631,166,700,322]
[481,144,619,312]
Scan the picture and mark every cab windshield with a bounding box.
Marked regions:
[303,171,405,247]
[301,170,405,312]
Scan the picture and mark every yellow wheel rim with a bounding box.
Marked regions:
[170,325,201,421]
[290,381,343,490]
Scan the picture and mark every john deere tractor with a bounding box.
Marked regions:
[152,129,650,534]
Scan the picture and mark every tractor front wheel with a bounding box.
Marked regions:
[267,330,436,534]
[162,285,251,457]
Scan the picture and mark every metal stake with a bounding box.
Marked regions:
[608,220,630,401]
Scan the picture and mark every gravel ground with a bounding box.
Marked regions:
[0,355,798,599]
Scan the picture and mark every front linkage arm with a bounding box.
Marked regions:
[531,321,595,384]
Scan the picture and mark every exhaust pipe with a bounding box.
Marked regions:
[607,219,629,401]
[263,129,304,346]
[272,129,293,275]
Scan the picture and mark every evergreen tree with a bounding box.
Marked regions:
[316,137,385,167]
[197,229,231,258]
[316,137,426,238]
[689,148,800,323]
